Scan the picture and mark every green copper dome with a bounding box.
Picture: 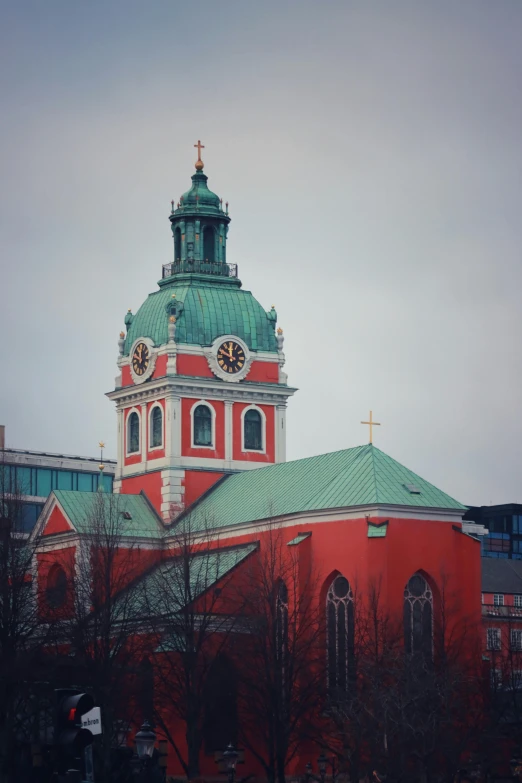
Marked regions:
[177,170,221,215]
[124,278,278,355]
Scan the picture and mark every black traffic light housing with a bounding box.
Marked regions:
[55,689,94,773]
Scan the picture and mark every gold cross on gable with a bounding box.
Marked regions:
[361,410,381,444]
[194,139,205,161]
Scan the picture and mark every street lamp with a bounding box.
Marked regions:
[223,742,239,783]
[317,753,328,783]
[135,720,156,760]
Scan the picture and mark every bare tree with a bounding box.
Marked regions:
[140,515,248,779]
[327,574,484,783]
[50,490,153,783]
[0,451,58,783]
[230,526,326,783]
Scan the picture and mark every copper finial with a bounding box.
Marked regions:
[119,331,125,339]
[277,327,283,335]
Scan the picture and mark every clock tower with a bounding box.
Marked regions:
[107,145,296,521]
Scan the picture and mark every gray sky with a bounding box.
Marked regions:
[1,0,521,505]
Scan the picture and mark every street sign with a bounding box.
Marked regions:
[81,707,102,736]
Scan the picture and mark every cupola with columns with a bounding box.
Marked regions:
[107,143,296,521]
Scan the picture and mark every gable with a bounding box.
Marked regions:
[43,504,74,536]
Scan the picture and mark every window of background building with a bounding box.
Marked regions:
[494,594,505,606]
[514,595,522,608]
[511,630,522,651]
[4,464,113,498]
[21,502,44,532]
[487,628,501,650]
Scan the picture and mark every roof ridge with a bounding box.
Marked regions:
[369,444,379,503]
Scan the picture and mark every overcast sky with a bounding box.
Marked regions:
[1,1,521,505]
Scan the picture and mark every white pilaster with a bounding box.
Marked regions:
[141,403,147,466]
[161,468,186,522]
[116,407,123,480]
[224,400,233,467]
[275,404,286,463]
[171,396,182,458]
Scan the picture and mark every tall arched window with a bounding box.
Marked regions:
[46,564,67,608]
[203,655,238,753]
[193,404,213,447]
[275,580,289,668]
[174,227,181,262]
[150,406,163,448]
[128,411,140,454]
[404,573,433,659]
[326,574,354,695]
[203,226,215,262]
[137,658,154,721]
[244,409,262,451]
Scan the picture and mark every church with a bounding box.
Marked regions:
[33,143,483,780]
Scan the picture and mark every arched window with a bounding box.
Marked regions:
[326,574,355,695]
[174,227,181,262]
[203,655,238,753]
[244,408,263,451]
[128,411,140,454]
[193,404,213,447]
[137,658,154,721]
[46,564,67,608]
[404,573,433,659]
[203,226,215,262]
[275,580,289,667]
[150,406,163,448]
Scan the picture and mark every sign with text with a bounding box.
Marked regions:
[81,707,102,736]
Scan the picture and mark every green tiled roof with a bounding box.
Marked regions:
[130,543,257,620]
[179,445,466,533]
[53,490,163,539]
[124,280,278,355]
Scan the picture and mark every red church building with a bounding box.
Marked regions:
[32,146,484,781]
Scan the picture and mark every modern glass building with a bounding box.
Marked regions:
[1,432,116,532]
[463,504,522,559]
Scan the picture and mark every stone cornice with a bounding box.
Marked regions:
[106,375,297,406]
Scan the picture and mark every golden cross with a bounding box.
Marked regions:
[194,139,205,162]
[361,410,381,444]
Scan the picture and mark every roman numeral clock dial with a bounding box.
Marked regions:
[217,341,245,374]
[132,342,150,376]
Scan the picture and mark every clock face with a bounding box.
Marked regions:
[217,340,245,374]
[132,342,150,377]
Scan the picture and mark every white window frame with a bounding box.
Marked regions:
[490,668,502,689]
[514,595,522,609]
[487,627,501,651]
[241,404,266,454]
[511,629,522,651]
[126,408,141,456]
[148,403,164,451]
[494,594,505,607]
[190,400,216,450]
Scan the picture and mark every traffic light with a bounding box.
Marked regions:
[54,689,94,773]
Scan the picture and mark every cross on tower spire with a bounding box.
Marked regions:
[194,139,205,170]
[361,411,381,444]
